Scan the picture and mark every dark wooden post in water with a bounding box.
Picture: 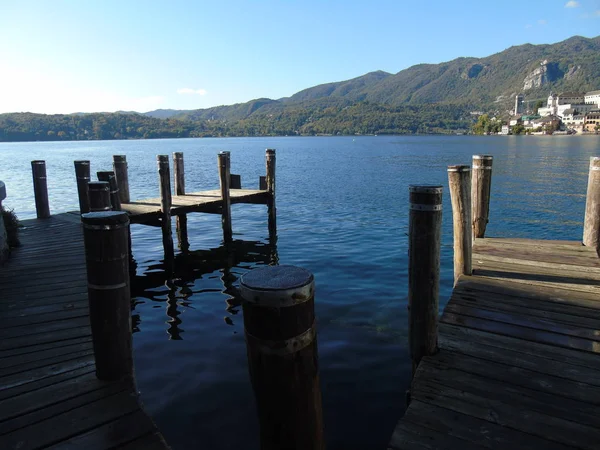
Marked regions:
[448,166,472,284]
[97,171,121,211]
[173,152,185,196]
[218,151,233,242]
[240,265,325,450]
[31,160,50,219]
[81,211,132,381]
[158,155,175,267]
[112,155,130,204]
[266,149,276,240]
[74,160,91,214]
[408,185,442,377]
[583,156,600,253]
[88,181,112,212]
[259,176,267,191]
[471,155,493,238]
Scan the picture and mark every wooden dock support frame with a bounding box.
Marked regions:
[81,210,133,381]
[471,155,493,238]
[583,156,600,252]
[88,181,112,212]
[218,151,233,242]
[266,149,276,240]
[74,160,91,214]
[112,155,130,204]
[448,166,472,284]
[97,171,122,211]
[240,265,325,450]
[31,160,50,219]
[408,185,442,376]
[157,155,175,267]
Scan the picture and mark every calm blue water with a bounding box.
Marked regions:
[0,136,598,449]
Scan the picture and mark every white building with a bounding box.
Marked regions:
[538,91,594,118]
[585,90,600,108]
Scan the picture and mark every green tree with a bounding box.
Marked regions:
[534,100,544,114]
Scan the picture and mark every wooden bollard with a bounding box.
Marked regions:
[240,265,324,450]
[97,171,122,211]
[81,211,132,381]
[218,151,233,242]
[74,160,91,214]
[471,155,493,238]
[31,160,50,219]
[230,174,242,189]
[266,149,276,239]
[408,185,442,376]
[157,155,175,266]
[583,157,600,252]
[448,166,472,284]
[112,155,130,204]
[259,176,267,191]
[88,181,112,212]
[173,152,185,196]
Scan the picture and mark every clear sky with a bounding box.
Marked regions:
[1,0,599,114]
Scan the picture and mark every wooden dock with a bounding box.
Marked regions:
[0,214,169,450]
[389,237,600,450]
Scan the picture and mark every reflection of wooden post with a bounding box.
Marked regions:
[471,155,493,238]
[173,152,185,196]
[31,160,50,219]
[158,155,175,268]
[74,160,91,214]
[583,157,600,252]
[241,265,325,450]
[266,149,276,240]
[82,210,132,381]
[176,214,189,252]
[97,171,121,211]
[112,155,130,204]
[448,165,472,285]
[88,181,111,212]
[408,185,442,377]
[218,151,232,242]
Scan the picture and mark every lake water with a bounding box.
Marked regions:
[1,135,598,449]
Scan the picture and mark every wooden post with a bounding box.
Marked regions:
[112,155,130,204]
[408,185,442,377]
[173,152,185,196]
[81,211,132,381]
[266,149,276,239]
[88,181,112,212]
[230,174,242,189]
[583,156,600,252]
[471,155,493,238]
[218,151,232,242]
[259,176,267,191]
[31,160,50,219]
[448,166,472,284]
[240,265,325,450]
[157,155,175,268]
[74,160,91,214]
[176,214,189,253]
[97,171,122,211]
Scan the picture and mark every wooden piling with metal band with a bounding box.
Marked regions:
[218,151,233,242]
[173,152,185,196]
[81,210,133,381]
[157,155,175,267]
[88,181,112,212]
[74,160,91,214]
[240,265,325,450]
[31,160,50,219]
[266,149,276,239]
[471,154,493,238]
[408,185,442,377]
[448,165,472,284]
[97,171,122,211]
[112,155,130,204]
[583,156,600,253]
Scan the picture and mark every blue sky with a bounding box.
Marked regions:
[1,0,598,114]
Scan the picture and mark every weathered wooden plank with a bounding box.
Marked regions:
[389,419,486,450]
[0,307,89,330]
[0,340,92,370]
[0,326,91,352]
[0,293,87,312]
[0,336,93,359]
[473,258,600,284]
[473,253,600,273]
[0,348,94,378]
[117,432,171,450]
[0,316,90,339]
[473,244,600,266]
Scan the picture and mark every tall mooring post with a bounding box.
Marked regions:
[112,155,130,204]
[81,211,133,381]
[240,265,325,450]
[31,160,50,219]
[173,152,189,252]
[471,155,493,238]
[218,151,233,242]
[88,181,112,212]
[74,160,91,214]
[157,155,175,269]
[408,185,442,377]
[583,156,600,253]
[97,171,122,211]
[448,166,472,284]
[266,149,276,241]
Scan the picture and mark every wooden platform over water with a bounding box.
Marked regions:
[0,215,169,450]
[390,237,600,450]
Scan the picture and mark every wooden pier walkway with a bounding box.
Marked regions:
[0,214,169,450]
[389,237,600,450]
